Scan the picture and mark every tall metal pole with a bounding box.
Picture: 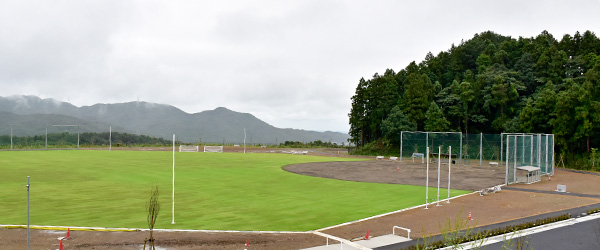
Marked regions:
[447,146,452,203]
[425,147,429,209]
[243,128,246,154]
[10,124,13,150]
[514,137,518,183]
[26,176,30,250]
[172,134,175,224]
[77,125,80,149]
[45,125,47,150]
[400,131,403,161]
[426,133,429,163]
[500,133,504,170]
[109,126,112,151]
[459,132,463,165]
[437,146,441,206]
[480,132,483,166]
[505,136,510,185]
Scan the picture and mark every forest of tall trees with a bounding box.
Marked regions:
[349,30,600,166]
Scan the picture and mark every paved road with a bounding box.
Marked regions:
[484,215,600,250]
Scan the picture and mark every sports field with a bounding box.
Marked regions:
[0,150,469,231]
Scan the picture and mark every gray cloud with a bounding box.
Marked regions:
[1,0,599,132]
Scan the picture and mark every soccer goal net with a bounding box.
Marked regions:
[204,146,224,153]
[179,145,199,152]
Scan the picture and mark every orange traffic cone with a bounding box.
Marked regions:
[65,228,71,239]
[468,211,472,220]
[548,176,551,181]
[365,229,370,240]
[245,239,249,246]
[59,239,63,250]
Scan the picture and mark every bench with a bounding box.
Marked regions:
[376,156,384,160]
[489,162,499,167]
[390,156,398,161]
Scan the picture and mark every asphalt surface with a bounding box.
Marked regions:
[484,215,600,250]
[375,203,600,250]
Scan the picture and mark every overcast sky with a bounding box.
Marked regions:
[1,0,599,133]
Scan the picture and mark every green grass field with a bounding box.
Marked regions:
[0,150,469,231]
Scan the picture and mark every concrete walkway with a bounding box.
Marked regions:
[303,234,411,250]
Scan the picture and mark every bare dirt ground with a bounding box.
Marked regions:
[3,149,600,250]
[284,160,506,191]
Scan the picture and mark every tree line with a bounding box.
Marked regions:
[349,30,600,165]
[0,132,176,148]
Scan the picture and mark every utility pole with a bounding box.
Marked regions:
[26,176,30,250]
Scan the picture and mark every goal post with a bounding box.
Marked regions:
[204,146,224,153]
[179,145,199,152]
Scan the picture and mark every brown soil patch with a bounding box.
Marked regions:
[284,160,506,191]
[511,169,600,196]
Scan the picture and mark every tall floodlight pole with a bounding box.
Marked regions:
[26,176,30,250]
[243,128,246,154]
[172,134,175,224]
[45,125,48,150]
[77,125,80,149]
[109,126,112,151]
[10,124,13,150]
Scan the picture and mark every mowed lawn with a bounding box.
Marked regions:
[0,150,469,231]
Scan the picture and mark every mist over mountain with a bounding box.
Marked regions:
[0,95,350,144]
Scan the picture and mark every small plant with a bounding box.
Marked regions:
[500,230,533,250]
[400,213,572,250]
[587,208,600,215]
[144,185,160,250]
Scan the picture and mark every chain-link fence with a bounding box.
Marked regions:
[503,133,555,184]
[400,131,555,185]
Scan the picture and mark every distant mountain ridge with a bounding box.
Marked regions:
[0,95,350,144]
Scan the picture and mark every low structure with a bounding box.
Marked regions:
[516,166,541,184]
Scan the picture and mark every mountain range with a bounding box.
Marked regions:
[0,95,350,145]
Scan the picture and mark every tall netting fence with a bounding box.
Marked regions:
[463,133,503,165]
[400,132,463,164]
[400,131,555,185]
[503,133,555,184]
